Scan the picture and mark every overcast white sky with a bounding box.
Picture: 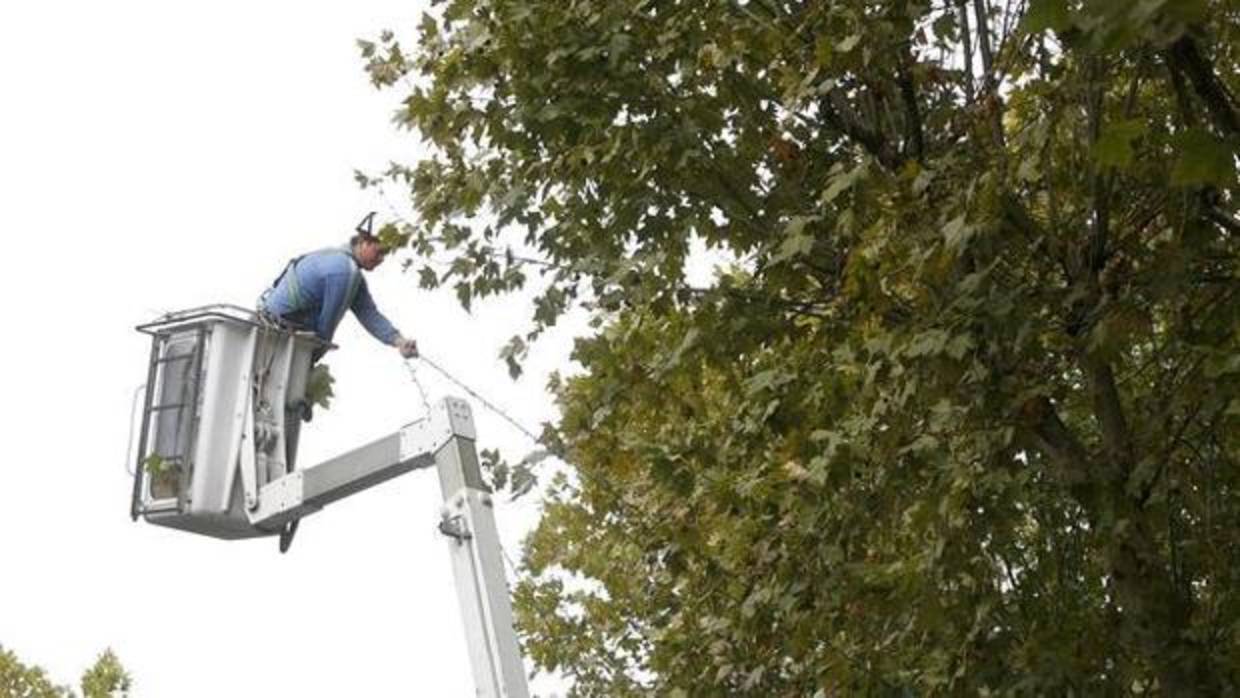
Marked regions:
[0,2,574,695]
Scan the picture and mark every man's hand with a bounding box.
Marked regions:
[395,335,419,359]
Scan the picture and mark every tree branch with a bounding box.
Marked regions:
[1081,355,1132,475]
[1165,35,1240,137]
[957,0,976,103]
[820,90,903,170]
[1165,54,1199,129]
[1085,57,1111,275]
[896,46,926,162]
[1020,396,1092,487]
[973,0,994,79]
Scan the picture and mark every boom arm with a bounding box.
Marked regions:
[247,403,466,530]
[251,397,530,698]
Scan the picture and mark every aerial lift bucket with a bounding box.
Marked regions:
[129,304,325,538]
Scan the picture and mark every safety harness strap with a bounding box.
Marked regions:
[270,246,358,314]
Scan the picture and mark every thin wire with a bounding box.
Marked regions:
[377,182,418,229]
[398,352,535,583]
[376,181,562,270]
[403,360,433,417]
[500,545,522,581]
[409,353,542,443]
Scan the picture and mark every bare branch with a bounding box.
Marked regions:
[973,0,994,79]
[957,0,976,102]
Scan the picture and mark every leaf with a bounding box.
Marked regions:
[482,449,510,490]
[511,462,539,499]
[1159,0,1209,25]
[376,222,411,253]
[784,460,812,482]
[144,454,180,499]
[455,281,473,312]
[305,364,335,410]
[945,333,974,360]
[500,335,527,379]
[1022,0,1071,33]
[942,215,974,251]
[900,434,940,455]
[1171,130,1237,187]
[142,454,167,475]
[774,216,818,263]
[836,35,861,53]
[906,329,949,357]
[822,163,866,203]
[1091,119,1147,169]
[745,369,790,395]
[417,265,440,289]
[1204,353,1240,379]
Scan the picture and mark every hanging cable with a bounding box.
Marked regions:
[403,359,433,417]
[500,544,522,581]
[400,352,540,584]
[407,353,542,444]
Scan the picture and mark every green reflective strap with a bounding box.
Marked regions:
[285,260,305,311]
[279,247,355,316]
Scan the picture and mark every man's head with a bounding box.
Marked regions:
[350,233,388,271]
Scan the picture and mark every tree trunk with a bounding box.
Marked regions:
[1103,495,1216,696]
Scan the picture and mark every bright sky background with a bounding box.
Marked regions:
[0,2,575,695]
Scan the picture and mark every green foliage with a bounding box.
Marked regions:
[0,646,70,698]
[305,364,335,410]
[0,646,130,698]
[375,222,412,253]
[480,447,549,500]
[1091,118,1148,169]
[140,455,167,476]
[1022,0,1072,34]
[79,650,130,698]
[367,0,1240,693]
[1171,129,1238,187]
[142,455,179,500]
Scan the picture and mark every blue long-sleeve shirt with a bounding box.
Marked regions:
[263,246,400,345]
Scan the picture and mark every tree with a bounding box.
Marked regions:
[363,0,1240,694]
[0,647,131,698]
[1,646,69,698]
[79,651,130,698]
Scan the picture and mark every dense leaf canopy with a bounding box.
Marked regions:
[365,0,1240,694]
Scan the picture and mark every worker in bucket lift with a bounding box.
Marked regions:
[260,212,419,363]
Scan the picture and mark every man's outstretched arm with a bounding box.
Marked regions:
[351,279,417,357]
